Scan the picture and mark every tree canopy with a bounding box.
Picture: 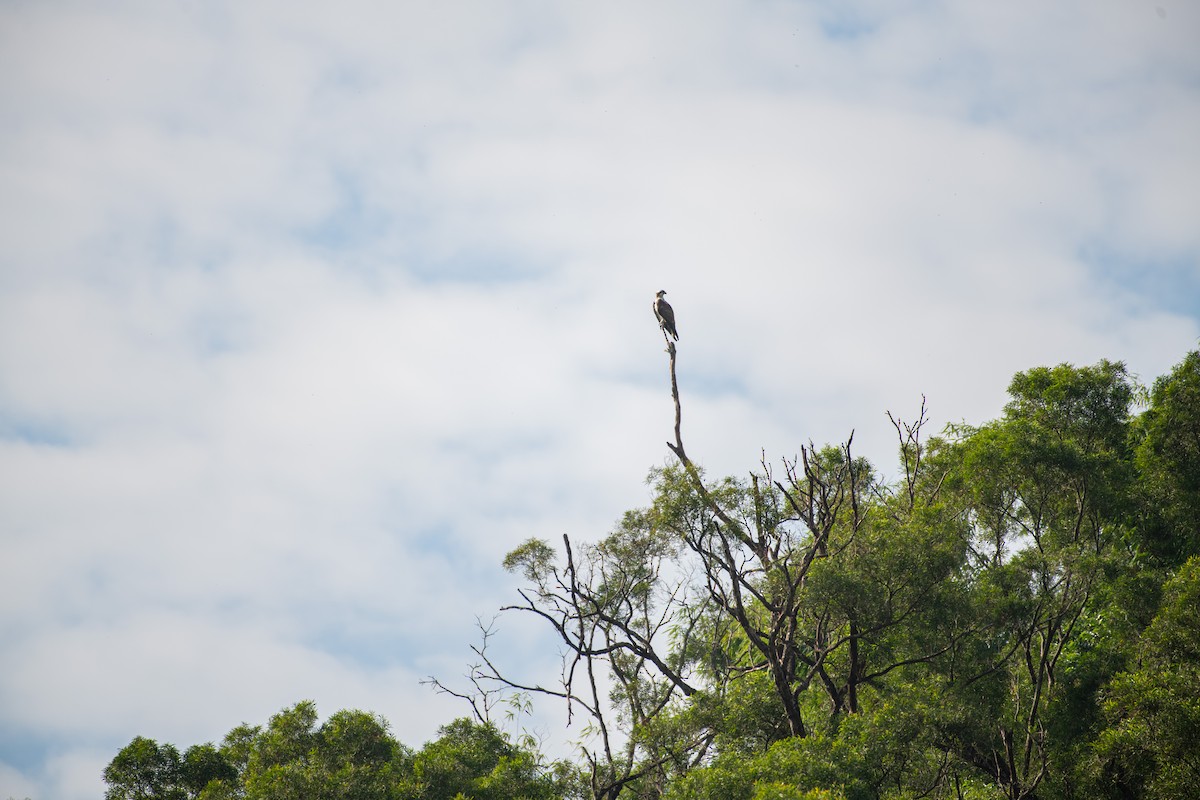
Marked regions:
[104,704,578,800]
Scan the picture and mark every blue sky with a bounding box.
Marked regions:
[1,1,1198,797]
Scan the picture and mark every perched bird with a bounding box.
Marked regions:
[653,290,679,340]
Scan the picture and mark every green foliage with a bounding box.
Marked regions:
[502,538,557,583]
[410,717,565,800]
[180,744,236,798]
[104,737,186,800]
[701,671,791,755]
[104,705,572,800]
[1133,349,1200,564]
[670,683,977,800]
[1088,557,1200,799]
[750,786,841,800]
[666,716,871,800]
[922,360,1148,799]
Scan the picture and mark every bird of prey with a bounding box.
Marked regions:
[653,290,679,340]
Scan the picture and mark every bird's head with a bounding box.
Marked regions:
[656,290,667,298]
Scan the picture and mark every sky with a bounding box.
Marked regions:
[1,1,1198,797]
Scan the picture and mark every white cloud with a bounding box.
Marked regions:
[0,761,37,800]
